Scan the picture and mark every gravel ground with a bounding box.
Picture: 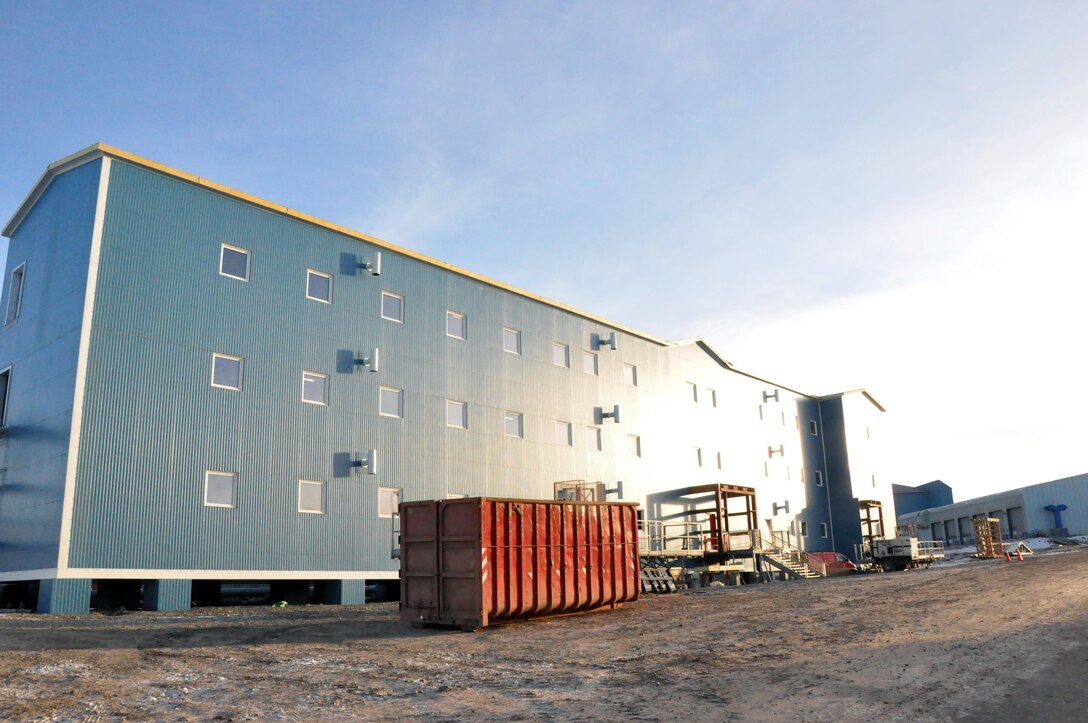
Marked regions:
[1,546,1086,721]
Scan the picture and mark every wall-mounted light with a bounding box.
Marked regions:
[767,444,784,458]
[353,347,380,373]
[772,501,790,515]
[352,449,378,475]
[358,251,382,276]
[597,404,621,424]
[593,332,617,351]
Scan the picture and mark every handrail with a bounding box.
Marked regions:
[757,532,827,577]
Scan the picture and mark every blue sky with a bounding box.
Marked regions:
[2,1,1086,500]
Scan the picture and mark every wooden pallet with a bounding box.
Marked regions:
[640,567,678,594]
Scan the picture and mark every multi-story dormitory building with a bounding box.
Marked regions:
[0,144,897,613]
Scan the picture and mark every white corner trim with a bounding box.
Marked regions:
[61,568,398,581]
[56,156,111,572]
[0,567,58,582]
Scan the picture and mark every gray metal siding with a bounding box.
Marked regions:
[0,159,101,574]
[1022,474,1088,535]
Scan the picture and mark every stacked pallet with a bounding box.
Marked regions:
[973,517,1004,559]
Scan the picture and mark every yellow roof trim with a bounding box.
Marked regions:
[5,143,669,346]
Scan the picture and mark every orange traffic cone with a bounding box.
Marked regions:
[1016,549,1023,561]
[1004,551,1011,561]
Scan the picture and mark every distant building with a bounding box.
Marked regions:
[0,144,898,613]
[897,473,1088,544]
[893,480,953,516]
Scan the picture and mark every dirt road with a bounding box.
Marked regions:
[1,547,1086,721]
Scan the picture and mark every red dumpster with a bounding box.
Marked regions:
[400,497,640,628]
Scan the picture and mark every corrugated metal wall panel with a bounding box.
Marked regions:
[0,159,102,574]
[61,159,856,575]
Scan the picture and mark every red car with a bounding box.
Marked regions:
[808,552,858,576]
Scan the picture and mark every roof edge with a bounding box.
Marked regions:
[679,339,816,399]
[4,143,669,346]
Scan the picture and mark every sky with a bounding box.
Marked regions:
[1,1,1086,501]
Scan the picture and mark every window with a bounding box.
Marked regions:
[378,487,400,518]
[716,451,722,470]
[706,388,717,407]
[446,400,467,429]
[306,269,333,303]
[820,522,829,538]
[809,419,818,436]
[301,371,329,405]
[446,311,466,340]
[211,353,243,390]
[555,421,572,446]
[298,480,325,514]
[815,470,824,487]
[628,434,641,457]
[0,367,11,428]
[5,262,25,325]
[381,291,404,322]
[379,386,403,418]
[693,447,703,467]
[585,426,602,451]
[504,411,523,438]
[688,382,698,402]
[871,474,877,488]
[204,471,237,508]
[623,363,637,386]
[583,351,598,376]
[503,328,521,355]
[800,521,809,537]
[552,342,569,367]
[219,244,250,281]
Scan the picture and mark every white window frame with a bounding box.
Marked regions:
[219,243,250,281]
[306,269,333,304]
[0,366,11,428]
[5,262,26,326]
[552,342,569,368]
[504,411,524,438]
[820,522,829,538]
[446,310,466,340]
[446,399,468,429]
[583,351,598,376]
[210,353,243,391]
[381,291,404,323]
[301,371,329,406]
[555,420,573,446]
[503,328,521,355]
[378,487,400,518]
[809,419,819,436]
[379,386,403,418]
[623,363,637,386]
[800,521,809,537]
[298,479,325,514]
[815,470,824,487]
[204,470,237,508]
[585,426,602,451]
[628,434,641,458]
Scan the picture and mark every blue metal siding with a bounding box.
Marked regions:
[0,159,101,574]
[48,158,873,577]
[68,161,679,572]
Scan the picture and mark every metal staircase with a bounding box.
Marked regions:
[757,534,825,580]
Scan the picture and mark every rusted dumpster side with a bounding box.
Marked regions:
[400,497,640,628]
